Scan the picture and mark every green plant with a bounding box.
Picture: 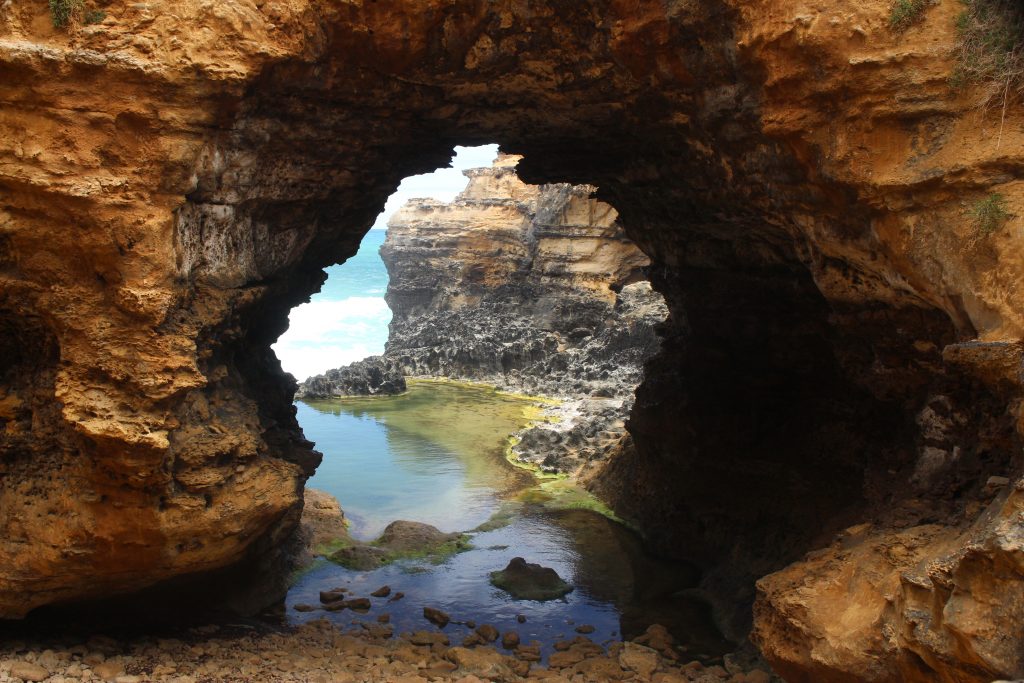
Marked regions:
[970,193,1011,234]
[889,0,931,31]
[48,0,82,28]
[951,0,1024,109]
[84,9,105,24]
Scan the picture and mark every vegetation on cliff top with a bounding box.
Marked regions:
[48,0,104,27]
[952,0,1024,108]
[889,0,932,31]
[48,0,81,27]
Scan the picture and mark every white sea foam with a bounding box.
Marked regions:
[273,297,392,380]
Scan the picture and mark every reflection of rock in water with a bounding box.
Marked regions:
[543,508,729,653]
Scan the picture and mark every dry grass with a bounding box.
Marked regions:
[951,0,1024,110]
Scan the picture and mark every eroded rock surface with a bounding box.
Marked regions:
[383,154,663,400]
[1,1,1023,681]
[297,356,406,398]
[380,154,667,474]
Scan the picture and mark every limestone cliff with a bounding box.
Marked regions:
[1,1,1023,681]
[378,153,666,473]
[383,155,662,399]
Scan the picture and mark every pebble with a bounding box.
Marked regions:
[475,624,499,642]
[10,662,49,682]
[92,661,124,680]
[370,585,392,598]
[0,620,772,682]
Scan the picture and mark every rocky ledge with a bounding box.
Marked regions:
[296,357,406,399]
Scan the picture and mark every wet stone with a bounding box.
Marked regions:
[424,606,451,627]
[475,624,499,642]
[490,557,573,600]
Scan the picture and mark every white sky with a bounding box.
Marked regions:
[369,145,499,229]
[275,144,500,381]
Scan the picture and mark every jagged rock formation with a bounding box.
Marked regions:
[383,154,663,399]
[1,2,1023,681]
[380,154,666,472]
[296,356,405,398]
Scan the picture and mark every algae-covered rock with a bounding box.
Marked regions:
[329,544,390,570]
[490,557,573,600]
[328,520,471,570]
[377,520,461,553]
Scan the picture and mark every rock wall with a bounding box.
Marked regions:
[383,154,662,400]
[378,154,667,473]
[1,1,1023,680]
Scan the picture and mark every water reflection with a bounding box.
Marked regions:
[291,381,730,660]
[300,382,536,538]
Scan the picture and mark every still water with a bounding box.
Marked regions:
[288,381,729,660]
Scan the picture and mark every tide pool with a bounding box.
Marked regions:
[289,381,731,662]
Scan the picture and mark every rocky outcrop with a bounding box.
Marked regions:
[292,488,350,568]
[296,356,405,398]
[383,154,664,399]
[1,1,1023,681]
[380,154,666,473]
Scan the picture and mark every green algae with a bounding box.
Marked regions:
[518,479,625,524]
[327,530,473,571]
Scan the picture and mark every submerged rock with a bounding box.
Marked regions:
[329,544,390,571]
[296,356,406,398]
[490,557,573,600]
[423,606,451,628]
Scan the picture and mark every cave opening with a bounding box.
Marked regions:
[2,2,1023,678]
[273,144,736,661]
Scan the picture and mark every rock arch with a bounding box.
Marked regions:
[1,1,1022,679]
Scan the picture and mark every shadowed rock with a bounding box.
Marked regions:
[490,557,573,601]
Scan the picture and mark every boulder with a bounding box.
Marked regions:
[490,557,573,600]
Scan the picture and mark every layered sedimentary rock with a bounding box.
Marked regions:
[383,154,662,398]
[1,1,1023,681]
[379,154,666,472]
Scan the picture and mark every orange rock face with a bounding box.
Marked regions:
[0,1,1022,681]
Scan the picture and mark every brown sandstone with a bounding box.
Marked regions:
[1,1,1023,682]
